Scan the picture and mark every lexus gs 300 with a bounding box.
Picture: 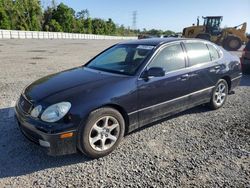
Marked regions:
[15,38,242,158]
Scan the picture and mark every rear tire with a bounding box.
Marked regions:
[78,107,125,159]
[208,79,228,110]
[223,36,242,51]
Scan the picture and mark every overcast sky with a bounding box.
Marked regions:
[44,0,250,32]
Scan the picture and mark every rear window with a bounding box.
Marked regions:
[207,44,220,61]
[185,42,211,66]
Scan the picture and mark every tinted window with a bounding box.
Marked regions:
[149,44,186,72]
[185,42,211,66]
[102,47,127,64]
[207,44,220,61]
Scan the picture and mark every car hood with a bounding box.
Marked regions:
[24,67,119,102]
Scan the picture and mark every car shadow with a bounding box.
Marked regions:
[0,107,90,179]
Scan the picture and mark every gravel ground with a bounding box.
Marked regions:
[0,39,249,187]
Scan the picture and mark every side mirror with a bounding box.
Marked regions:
[141,67,165,80]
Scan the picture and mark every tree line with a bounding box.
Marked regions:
[0,0,175,36]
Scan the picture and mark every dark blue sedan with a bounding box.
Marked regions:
[15,38,242,158]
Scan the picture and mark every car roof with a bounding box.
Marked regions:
[119,38,186,46]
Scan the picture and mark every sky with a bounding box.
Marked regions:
[43,0,250,33]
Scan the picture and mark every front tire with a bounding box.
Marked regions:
[223,36,242,51]
[209,79,228,110]
[78,107,125,159]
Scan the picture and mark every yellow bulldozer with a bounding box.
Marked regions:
[182,16,248,51]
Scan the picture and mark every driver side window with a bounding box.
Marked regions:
[148,44,186,72]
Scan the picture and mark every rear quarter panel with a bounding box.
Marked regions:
[220,47,242,89]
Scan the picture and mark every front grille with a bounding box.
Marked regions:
[19,95,33,114]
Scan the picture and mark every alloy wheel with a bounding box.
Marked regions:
[89,116,120,151]
[214,82,227,106]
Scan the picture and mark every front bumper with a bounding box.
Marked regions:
[15,106,78,156]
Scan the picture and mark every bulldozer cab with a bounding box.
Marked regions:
[203,16,223,35]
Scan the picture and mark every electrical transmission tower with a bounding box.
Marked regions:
[132,11,137,30]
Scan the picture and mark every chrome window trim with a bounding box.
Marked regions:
[128,86,214,115]
[138,39,224,81]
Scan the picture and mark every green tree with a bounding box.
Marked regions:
[47,19,62,32]
[72,19,83,33]
[0,0,175,37]
[106,18,116,35]
[76,9,89,19]
[13,0,42,31]
[29,0,42,30]
[42,7,54,31]
[116,24,125,36]
[146,29,163,36]
[74,9,90,33]
[1,0,15,29]
[163,30,175,36]
[92,18,107,35]
[52,3,75,32]
[84,17,92,34]
[0,1,11,29]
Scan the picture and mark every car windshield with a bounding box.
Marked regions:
[86,44,154,75]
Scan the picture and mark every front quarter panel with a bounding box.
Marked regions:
[42,76,138,132]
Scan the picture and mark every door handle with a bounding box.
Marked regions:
[180,74,189,81]
[210,65,221,72]
[214,65,221,70]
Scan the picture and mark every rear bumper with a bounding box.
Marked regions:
[242,58,250,65]
[241,57,250,73]
[231,75,242,91]
[15,106,78,156]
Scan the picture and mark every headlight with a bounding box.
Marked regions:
[41,102,71,123]
[30,105,42,118]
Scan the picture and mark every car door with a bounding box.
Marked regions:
[136,42,191,126]
[182,41,222,104]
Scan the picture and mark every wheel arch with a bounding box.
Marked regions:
[100,103,130,134]
[221,75,231,92]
